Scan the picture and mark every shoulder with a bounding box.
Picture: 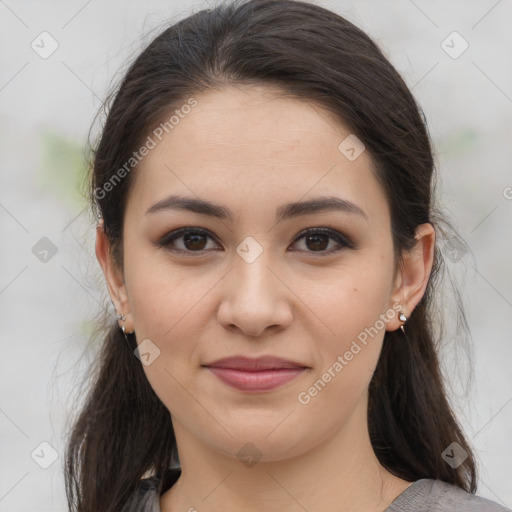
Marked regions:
[387,479,511,512]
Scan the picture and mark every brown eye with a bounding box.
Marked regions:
[182,232,208,251]
[290,228,353,255]
[303,232,330,251]
[158,226,353,257]
[158,228,220,255]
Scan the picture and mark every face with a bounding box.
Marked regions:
[99,84,413,463]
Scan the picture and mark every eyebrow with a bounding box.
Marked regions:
[145,195,368,223]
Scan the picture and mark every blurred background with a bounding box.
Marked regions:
[0,0,511,510]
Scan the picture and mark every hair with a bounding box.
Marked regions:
[64,1,478,511]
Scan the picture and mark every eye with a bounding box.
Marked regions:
[158,227,220,255]
[290,227,353,255]
[157,226,353,256]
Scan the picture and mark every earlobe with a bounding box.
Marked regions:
[387,223,435,331]
[95,219,132,329]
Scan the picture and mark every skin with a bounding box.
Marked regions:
[96,84,435,512]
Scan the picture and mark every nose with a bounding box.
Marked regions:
[216,250,293,338]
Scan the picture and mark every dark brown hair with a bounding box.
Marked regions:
[64,1,477,510]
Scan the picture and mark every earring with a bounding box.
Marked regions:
[122,325,135,335]
[116,312,134,336]
[399,311,407,332]
[121,323,135,347]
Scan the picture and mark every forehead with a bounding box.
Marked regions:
[127,85,388,222]
[150,85,349,164]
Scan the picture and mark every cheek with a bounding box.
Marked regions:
[124,241,211,339]
[295,280,392,432]
[125,257,209,417]
[294,346,380,448]
[310,254,395,345]
[123,243,223,366]
[303,252,395,399]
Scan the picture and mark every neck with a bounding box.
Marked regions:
[160,397,412,512]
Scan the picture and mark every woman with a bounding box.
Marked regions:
[64,1,510,511]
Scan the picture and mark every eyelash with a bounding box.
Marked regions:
[157,226,354,257]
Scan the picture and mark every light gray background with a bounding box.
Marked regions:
[0,0,511,510]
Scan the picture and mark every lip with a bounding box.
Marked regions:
[202,356,309,393]
[202,355,309,371]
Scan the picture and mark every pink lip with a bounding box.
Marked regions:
[202,356,309,392]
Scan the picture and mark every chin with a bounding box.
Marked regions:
[205,425,317,465]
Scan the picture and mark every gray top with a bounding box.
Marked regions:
[121,468,511,512]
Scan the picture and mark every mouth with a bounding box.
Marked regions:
[201,355,309,393]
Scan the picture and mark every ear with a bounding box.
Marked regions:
[95,218,133,332]
[387,223,435,331]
